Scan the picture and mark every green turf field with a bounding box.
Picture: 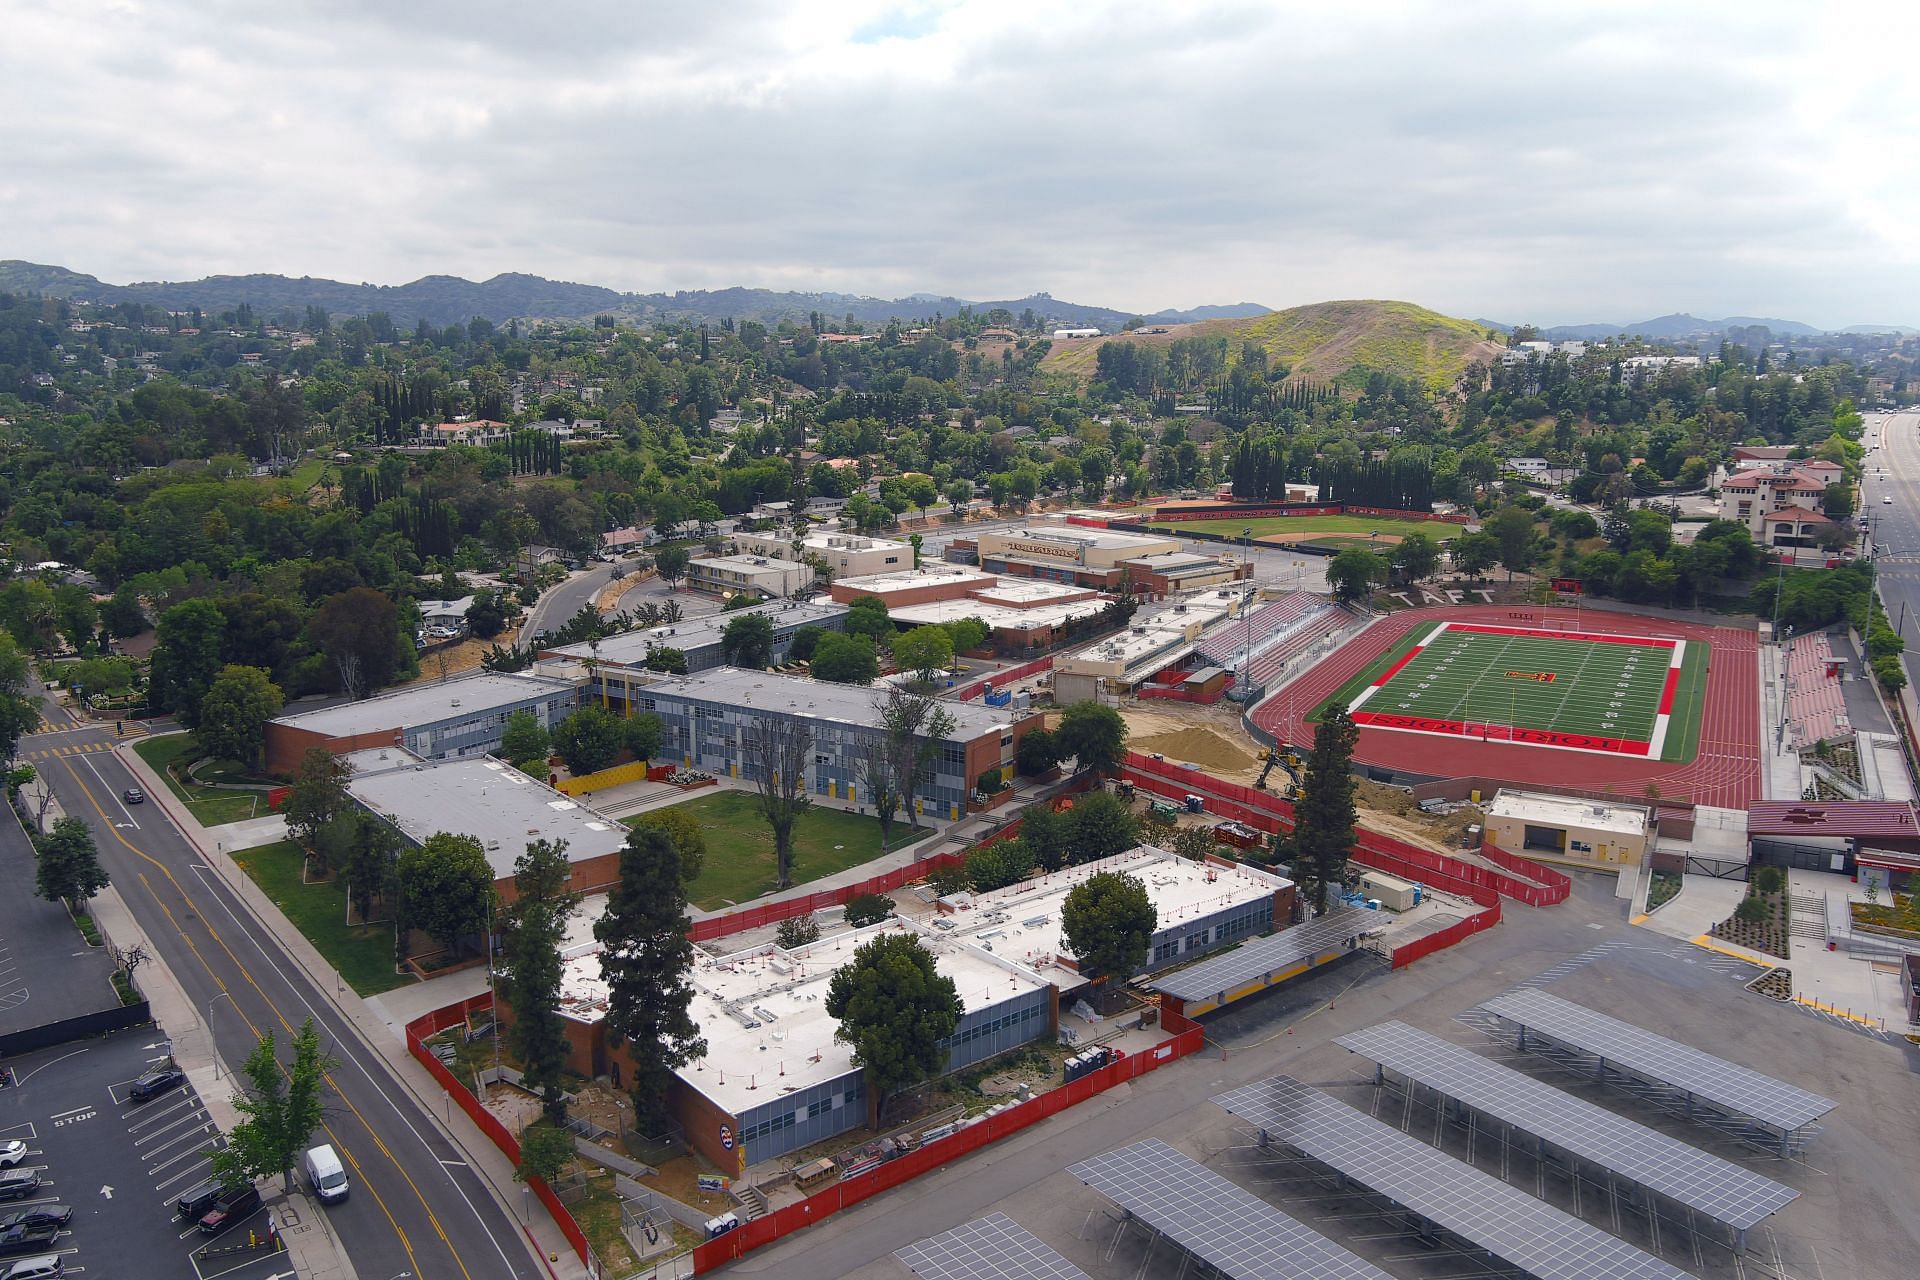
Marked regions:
[1318,620,1708,762]
[1152,513,1456,541]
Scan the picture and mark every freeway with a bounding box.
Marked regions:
[22,712,534,1280]
[1862,408,1920,688]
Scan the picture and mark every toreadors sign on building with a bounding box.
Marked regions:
[1001,539,1081,562]
[719,1123,735,1150]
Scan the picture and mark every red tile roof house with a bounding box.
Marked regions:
[1761,506,1831,548]
[1720,468,1844,538]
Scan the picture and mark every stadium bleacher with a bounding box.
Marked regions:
[1782,632,1850,751]
[1194,592,1346,688]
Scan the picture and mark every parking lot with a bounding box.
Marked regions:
[0,1028,290,1280]
[0,811,122,1039]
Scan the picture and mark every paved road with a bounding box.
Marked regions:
[1862,408,1920,689]
[523,566,607,639]
[24,715,532,1280]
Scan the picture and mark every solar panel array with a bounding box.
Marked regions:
[1478,988,1836,1133]
[895,1213,1091,1280]
[1335,1020,1798,1230]
[1213,1076,1698,1280]
[1148,908,1369,1001]
[1068,1139,1396,1280]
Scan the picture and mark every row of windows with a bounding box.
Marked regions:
[741,1085,863,1139]
[945,1001,1043,1047]
[739,1110,796,1142]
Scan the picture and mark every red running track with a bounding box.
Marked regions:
[1250,605,1762,809]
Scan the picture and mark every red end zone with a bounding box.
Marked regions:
[1348,709,1654,756]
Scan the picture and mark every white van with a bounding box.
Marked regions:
[304,1144,349,1203]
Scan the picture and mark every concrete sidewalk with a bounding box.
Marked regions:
[113,743,589,1280]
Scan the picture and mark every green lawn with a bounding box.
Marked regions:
[625,789,892,910]
[132,734,273,827]
[231,839,411,995]
[1152,513,1455,541]
[1316,620,1707,762]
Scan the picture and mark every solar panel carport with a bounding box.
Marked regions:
[896,1213,1091,1280]
[1477,989,1835,1154]
[1336,1020,1798,1247]
[1068,1139,1395,1280]
[1214,1075,1699,1280]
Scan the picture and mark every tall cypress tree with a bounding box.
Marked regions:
[1293,705,1360,913]
[595,827,706,1128]
[502,838,582,1122]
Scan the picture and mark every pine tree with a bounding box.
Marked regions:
[594,828,704,1128]
[1292,705,1360,913]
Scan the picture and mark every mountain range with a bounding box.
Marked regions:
[0,260,1268,331]
[1474,312,1916,340]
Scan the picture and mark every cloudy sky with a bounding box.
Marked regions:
[5,1,1918,327]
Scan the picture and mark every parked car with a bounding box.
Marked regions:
[129,1066,185,1102]
[0,1223,58,1256]
[122,786,145,804]
[197,1183,262,1236]
[0,1174,38,1203]
[0,1254,63,1280]
[0,1144,25,1171]
[0,1211,69,1235]
[174,1183,222,1222]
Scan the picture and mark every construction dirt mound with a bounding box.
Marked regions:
[1132,726,1260,776]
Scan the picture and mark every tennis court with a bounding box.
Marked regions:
[1329,620,1703,760]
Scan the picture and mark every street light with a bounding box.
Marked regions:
[206,990,236,1079]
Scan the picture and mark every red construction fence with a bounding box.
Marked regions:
[1121,752,1571,907]
[1479,840,1574,904]
[1389,897,1503,968]
[405,993,591,1270]
[690,1004,1207,1273]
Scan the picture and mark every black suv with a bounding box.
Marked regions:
[0,1174,37,1203]
[197,1183,262,1236]
[129,1067,186,1103]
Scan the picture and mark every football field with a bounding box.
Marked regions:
[1327,621,1705,760]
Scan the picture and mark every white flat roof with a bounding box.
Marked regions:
[741,531,911,555]
[1488,789,1649,839]
[272,671,579,738]
[552,845,1282,1115]
[835,564,997,593]
[344,750,628,880]
[941,847,1288,990]
[545,599,846,666]
[646,667,1020,740]
[890,598,1110,631]
[969,578,1092,606]
[557,918,1051,1114]
[690,553,809,575]
[985,525,1176,553]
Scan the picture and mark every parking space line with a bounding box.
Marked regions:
[157,1157,217,1196]
[151,1143,217,1181]
[143,1124,217,1169]
[124,1095,193,1128]
[133,1107,209,1147]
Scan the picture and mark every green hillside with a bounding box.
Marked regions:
[1042,299,1501,393]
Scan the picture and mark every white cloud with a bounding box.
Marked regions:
[2,0,1916,326]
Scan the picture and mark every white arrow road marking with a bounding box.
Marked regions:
[99,1184,113,1198]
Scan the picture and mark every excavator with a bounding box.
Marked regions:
[1254,746,1302,795]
